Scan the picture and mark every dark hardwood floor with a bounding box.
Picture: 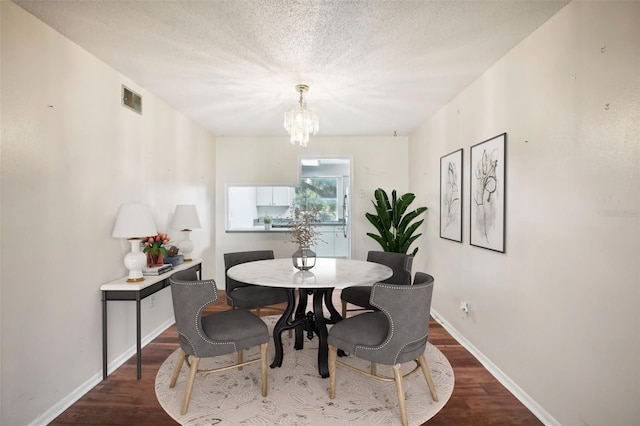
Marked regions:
[51,292,542,425]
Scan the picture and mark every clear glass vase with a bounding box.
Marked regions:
[292,246,316,271]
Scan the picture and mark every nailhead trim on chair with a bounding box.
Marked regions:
[178,333,197,356]
[174,279,239,356]
[354,284,428,365]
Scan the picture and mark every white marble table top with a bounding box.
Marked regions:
[227,258,392,289]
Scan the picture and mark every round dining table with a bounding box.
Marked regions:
[227,257,392,377]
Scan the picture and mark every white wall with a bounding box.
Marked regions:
[4,1,637,425]
[0,3,216,424]
[409,2,640,425]
[214,136,410,286]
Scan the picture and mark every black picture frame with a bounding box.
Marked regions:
[470,133,506,253]
[440,148,463,242]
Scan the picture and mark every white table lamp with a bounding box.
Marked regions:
[112,203,157,282]
[171,205,201,261]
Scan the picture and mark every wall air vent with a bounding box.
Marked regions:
[122,85,142,114]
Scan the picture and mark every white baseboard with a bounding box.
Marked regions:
[430,309,560,426]
[29,317,176,426]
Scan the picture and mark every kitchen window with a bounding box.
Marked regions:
[295,177,339,221]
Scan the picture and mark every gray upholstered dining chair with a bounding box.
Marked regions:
[168,269,269,415]
[328,272,438,426]
[340,250,413,318]
[224,250,289,315]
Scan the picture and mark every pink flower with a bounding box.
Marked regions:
[142,232,172,255]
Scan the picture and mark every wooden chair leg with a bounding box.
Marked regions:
[341,301,347,318]
[256,307,261,316]
[393,364,408,426]
[181,356,200,415]
[418,354,439,402]
[370,362,377,376]
[329,345,338,399]
[237,349,243,370]
[169,349,186,388]
[260,343,268,397]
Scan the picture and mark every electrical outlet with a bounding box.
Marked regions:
[459,301,469,314]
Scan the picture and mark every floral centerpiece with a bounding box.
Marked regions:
[142,232,170,267]
[288,205,323,270]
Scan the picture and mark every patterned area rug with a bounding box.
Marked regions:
[155,316,454,426]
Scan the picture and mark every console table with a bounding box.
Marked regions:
[101,259,202,380]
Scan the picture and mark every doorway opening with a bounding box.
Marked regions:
[298,157,351,258]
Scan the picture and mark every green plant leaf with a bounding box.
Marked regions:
[400,232,422,254]
[365,212,386,235]
[398,207,427,233]
[372,189,392,231]
[365,188,427,254]
[366,232,389,251]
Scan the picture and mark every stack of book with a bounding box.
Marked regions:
[142,264,173,276]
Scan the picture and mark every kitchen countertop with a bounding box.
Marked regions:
[227,221,346,233]
[272,221,345,228]
[226,227,291,233]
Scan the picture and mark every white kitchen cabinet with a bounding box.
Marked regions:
[312,225,349,257]
[334,228,349,258]
[272,186,292,206]
[256,186,292,206]
[314,226,336,257]
[256,187,272,206]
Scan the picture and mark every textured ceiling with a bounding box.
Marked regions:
[14,0,568,138]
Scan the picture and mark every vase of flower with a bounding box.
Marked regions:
[146,251,164,267]
[142,232,170,268]
[288,204,323,271]
[292,246,316,271]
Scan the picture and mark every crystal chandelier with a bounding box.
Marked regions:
[283,84,319,147]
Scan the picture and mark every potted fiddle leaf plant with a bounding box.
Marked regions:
[365,188,427,256]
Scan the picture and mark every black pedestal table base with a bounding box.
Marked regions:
[271,288,342,377]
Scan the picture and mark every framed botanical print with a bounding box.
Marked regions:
[440,149,463,242]
[470,133,506,253]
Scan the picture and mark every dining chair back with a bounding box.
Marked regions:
[223,250,288,314]
[168,270,269,415]
[328,272,438,426]
[340,250,413,317]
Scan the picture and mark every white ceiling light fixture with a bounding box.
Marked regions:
[284,84,319,147]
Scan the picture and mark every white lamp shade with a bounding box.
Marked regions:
[112,203,157,238]
[171,205,201,231]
